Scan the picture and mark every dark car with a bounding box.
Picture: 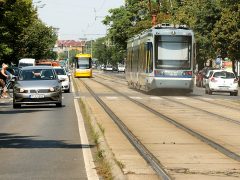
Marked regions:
[13,66,62,108]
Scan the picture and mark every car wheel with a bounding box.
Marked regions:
[13,103,21,108]
[64,88,70,93]
[205,89,208,94]
[208,90,212,95]
[231,92,238,96]
[56,102,62,107]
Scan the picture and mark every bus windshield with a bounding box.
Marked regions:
[77,58,91,69]
[155,36,192,70]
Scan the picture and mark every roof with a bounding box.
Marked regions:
[75,53,91,58]
[57,40,85,47]
[21,66,54,70]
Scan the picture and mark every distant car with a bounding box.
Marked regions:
[100,65,105,70]
[13,66,63,108]
[54,67,70,93]
[205,70,238,96]
[117,64,125,72]
[105,64,113,71]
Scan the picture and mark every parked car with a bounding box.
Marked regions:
[54,67,70,93]
[13,66,63,108]
[105,64,113,71]
[205,70,238,96]
[117,64,125,72]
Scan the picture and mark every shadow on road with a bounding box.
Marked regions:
[0,133,95,149]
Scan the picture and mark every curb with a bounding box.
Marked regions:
[79,97,126,180]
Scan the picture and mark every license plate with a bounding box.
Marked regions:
[219,87,229,90]
[30,94,45,98]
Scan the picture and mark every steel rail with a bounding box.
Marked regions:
[95,74,240,126]
[191,96,240,112]
[79,78,172,180]
[91,78,240,162]
[162,96,240,126]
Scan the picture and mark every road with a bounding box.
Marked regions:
[0,93,89,179]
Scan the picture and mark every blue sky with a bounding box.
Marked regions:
[35,0,124,40]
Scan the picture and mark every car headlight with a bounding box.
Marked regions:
[15,88,26,93]
[49,86,61,92]
[49,87,55,92]
[20,88,25,93]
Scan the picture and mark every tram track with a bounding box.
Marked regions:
[95,72,240,114]
[93,74,240,156]
[89,77,240,162]
[75,76,240,179]
[76,73,240,178]
[79,78,172,180]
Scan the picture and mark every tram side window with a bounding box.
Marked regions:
[145,42,153,73]
[139,43,145,73]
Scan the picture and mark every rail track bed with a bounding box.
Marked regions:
[74,72,240,179]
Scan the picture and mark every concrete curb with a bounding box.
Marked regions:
[79,97,127,180]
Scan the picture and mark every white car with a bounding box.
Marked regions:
[117,64,125,72]
[205,70,238,96]
[54,67,70,93]
[105,65,113,71]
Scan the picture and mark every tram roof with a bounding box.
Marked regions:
[127,24,194,42]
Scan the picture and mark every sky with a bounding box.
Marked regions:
[35,0,124,41]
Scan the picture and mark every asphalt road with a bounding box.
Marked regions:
[0,93,88,180]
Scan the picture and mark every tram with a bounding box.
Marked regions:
[74,53,92,78]
[126,23,196,93]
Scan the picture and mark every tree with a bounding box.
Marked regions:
[211,2,240,62]
[0,0,37,64]
[173,0,221,68]
[0,0,58,65]
[17,19,58,60]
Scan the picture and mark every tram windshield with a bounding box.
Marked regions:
[155,36,192,70]
[76,57,91,69]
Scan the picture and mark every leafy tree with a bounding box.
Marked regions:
[0,0,36,64]
[17,19,58,60]
[211,2,240,62]
[0,0,58,65]
[173,0,221,69]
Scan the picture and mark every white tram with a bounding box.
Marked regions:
[126,24,196,93]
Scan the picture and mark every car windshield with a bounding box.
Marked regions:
[213,71,235,79]
[19,69,57,80]
[55,68,66,75]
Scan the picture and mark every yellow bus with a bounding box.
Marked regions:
[74,53,92,78]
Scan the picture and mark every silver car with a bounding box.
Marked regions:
[13,66,62,108]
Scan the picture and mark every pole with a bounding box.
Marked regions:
[91,40,93,57]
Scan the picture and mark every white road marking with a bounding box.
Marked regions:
[129,96,142,100]
[106,96,118,100]
[150,96,163,100]
[201,97,214,101]
[72,80,99,180]
[174,97,187,100]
